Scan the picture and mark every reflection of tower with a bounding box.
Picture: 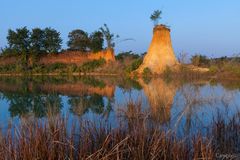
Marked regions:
[139,78,178,123]
[137,25,178,74]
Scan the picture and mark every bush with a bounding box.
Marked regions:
[66,64,78,74]
[143,67,152,76]
[222,63,240,77]
[142,67,152,84]
[116,51,140,61]
[47,63,67,73]
[125,58,143,73]
[191,54,210,67]
[0,64,22,73]
[209,65,218,74]
[78,58,106,72]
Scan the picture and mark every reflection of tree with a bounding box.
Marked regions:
[118,78,142,92]
[68,94,113,117]
[3,92,62,118]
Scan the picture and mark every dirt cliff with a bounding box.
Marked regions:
[38,48,115,65]
[0,48,115,66]
[137,25,179,74]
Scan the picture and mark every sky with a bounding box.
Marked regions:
[1,0,240,57]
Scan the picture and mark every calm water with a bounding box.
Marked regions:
[0,76,239,136]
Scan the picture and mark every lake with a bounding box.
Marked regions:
[0,76,239,137]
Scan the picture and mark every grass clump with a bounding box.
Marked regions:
[0,101,239,159]
[125,58,143,73]
[78,58,106,72]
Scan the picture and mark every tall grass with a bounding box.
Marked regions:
[0,101,239,159]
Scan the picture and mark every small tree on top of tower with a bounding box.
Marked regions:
[150,10,162,26]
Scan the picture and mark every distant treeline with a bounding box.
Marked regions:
[0,24,118,68]
[191,54,240,68]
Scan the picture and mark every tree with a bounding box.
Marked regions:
[7,27,31,53]
[150,10,162,26]
[67,29,89,52]
[7,27,31,67]
[100,24,119,49]
[89,31,104,52]
[43,28,62,54]
[30,28,45,54]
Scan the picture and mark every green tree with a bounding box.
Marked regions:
[150,10,162,26]
[7,27,31,68]
[89,31,104,52]
[67,29,89,52]
[30,28,45,54]
[7,27,31,52]
[43,28,62,53]
[100,24,119,49]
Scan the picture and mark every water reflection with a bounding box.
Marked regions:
[138,78,178,124]
[68,94,113,117]
[0,76,239,136]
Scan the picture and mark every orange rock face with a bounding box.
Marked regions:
[0,49,115,66]
[137,25,179,74]
[38,48,115,65]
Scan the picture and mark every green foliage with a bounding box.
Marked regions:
[67,29,89,52]
[191,54,210,67]
[125,58,143,73]
[115,51,140,61]
[0,47,19,57]
[66,64,78,74]
[222,63,240,77]
[79,58,106,72]
[100,24,119,48]
[143,67,152,76]
[30,28,45,54]
[150,10,162,26]
[4,27,62,68]
[209,65,218,74]
[47,63,66,72]
[0,64,23,73]
[7,27,31,53]
[89,31,104,53]
[43,28,62,54]
[67,29,104,53]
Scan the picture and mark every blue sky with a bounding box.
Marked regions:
[1,0,240,57]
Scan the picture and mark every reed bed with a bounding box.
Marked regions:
[0,102,239,160]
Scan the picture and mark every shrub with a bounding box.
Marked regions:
[47,63,67,72]
[125,58,143,73]
[66,64,78,74]
[79,58,106,72]
[191,54,210,67]
[115,51,140,61]
[143,67,152,76]
[209,65,218,74]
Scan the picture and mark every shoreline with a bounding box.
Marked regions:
[0,72,240,83]
[0,72,119,77]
